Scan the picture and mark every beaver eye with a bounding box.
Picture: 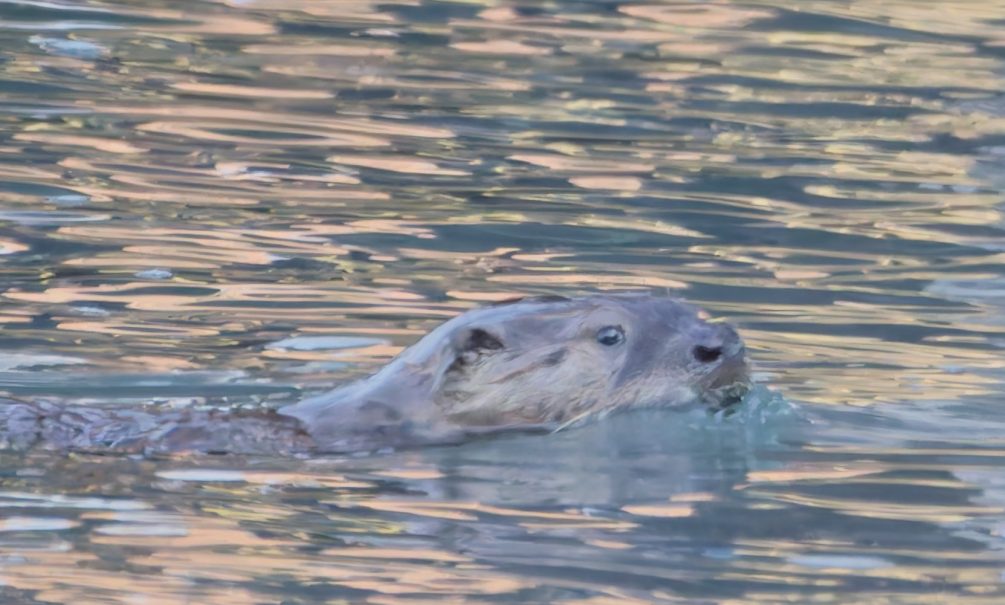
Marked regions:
[596,325,625,346]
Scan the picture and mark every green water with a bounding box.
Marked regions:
[0,0,1004,602]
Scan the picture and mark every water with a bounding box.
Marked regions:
[0,0,1004,602]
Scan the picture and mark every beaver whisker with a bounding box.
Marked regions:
[551,409,608,433]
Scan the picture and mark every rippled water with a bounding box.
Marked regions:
[1,0,1005,602]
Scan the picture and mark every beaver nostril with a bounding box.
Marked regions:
[693,345,722,363]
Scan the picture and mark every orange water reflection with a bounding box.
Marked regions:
[1,0,1005,602]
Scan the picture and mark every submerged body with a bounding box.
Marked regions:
[0,399,310,455]
[0,294,750,455]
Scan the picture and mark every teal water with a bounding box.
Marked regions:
[1,0,1005,602]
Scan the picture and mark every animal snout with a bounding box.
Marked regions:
[691,324,743,364]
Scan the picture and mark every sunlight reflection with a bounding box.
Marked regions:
[1,0,1005,602]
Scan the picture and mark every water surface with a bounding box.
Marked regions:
[1,0,1005,603]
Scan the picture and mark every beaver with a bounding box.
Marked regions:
[280,293,749,452]
[0,294,749,455]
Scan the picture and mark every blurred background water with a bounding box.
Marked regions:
[0,0,1004,602]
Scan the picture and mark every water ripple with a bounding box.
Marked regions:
[0,0,1004,603]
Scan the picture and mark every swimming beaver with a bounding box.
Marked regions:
[0,294,749,455]
[279,293,749,452]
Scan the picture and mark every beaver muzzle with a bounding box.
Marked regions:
[694,326,751,409]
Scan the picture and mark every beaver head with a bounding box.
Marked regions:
[279,293,750,452]
[427,293,749,424]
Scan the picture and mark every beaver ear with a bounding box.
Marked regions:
[464,328,504,352]
[437,327,506,398]
[454,327,505,365]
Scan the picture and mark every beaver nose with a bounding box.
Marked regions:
[692,324,743,364]
[693,345,722,363]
